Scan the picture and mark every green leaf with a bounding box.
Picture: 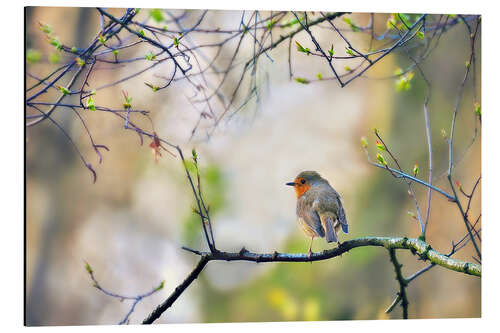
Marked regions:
[39,22,52,34]
[376,153,387,166]
[149,9,164,23]
[112,49,118,55]
[417,31,425,39]
[474,101,481,116]
[295,41,310,55]
[145,51,156,61]
[139,29,145,37]
[57,85,70,95]
[395,71,414,92]
[75,57,85,67]
[375,140,385,151]
[316,73,323,80]
[266,19,277,30]
[26,49,42,64]
[345,47,355,56]
[84,261,93,274]
[98,34,106,45]
[295,77,309,84]
[173,37,179,47]
[145,82,159,91]
[413,163,419,176]
[71,46,77,53]
[49,52,61,64]
[328,45,334,56]
[86,95,96,111]
[343,17,360,32]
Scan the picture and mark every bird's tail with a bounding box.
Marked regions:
[322,215,338,243]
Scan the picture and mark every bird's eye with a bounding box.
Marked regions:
[300,179,306,184]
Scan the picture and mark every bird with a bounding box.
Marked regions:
[286,171,348,257]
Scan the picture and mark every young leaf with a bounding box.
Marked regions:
[376,153,388,166]
[328,45,334,56]
[295,77,310,84]
[150,9,164,22]
[360,136,368,148]
[295,41,310,55]
[86,95,96,111]
[345,47,355,56]
[57,85,70,95]
[376,140,385,151]
[145,51,156,61]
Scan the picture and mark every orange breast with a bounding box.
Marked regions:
[294,183,311,198]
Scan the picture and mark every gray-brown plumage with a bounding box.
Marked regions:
[286,171,348,256]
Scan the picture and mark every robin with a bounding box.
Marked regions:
[286,171,348,257]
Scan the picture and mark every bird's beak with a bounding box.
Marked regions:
[286,182,296,186]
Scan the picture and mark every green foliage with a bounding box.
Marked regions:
[282,17,303,28]
[266,19,277,30]
[145,51,156,61]
[75,57,85,67]
[295,77,309,84]
[174,37,179,47]
[343,16,360,32]
[474,101,481,116]
[328,45,334,56]
[395,71,414,91]
[57,85,70,95]
[86,95,96,111]
[345,47,355,56]
[295,41,310,55]
[149,9,164,23]
[316,73,323,80]
[26,49,42,64]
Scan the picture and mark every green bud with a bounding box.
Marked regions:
[84,261,93,274]
[474,101,481,116]
[86,95,96,111]
[316,73,323,80]
[295,77,310,84]
[139,29,145,37]
[376,153,387,166]
[26,49,42,64]
[173,37,179,47]
[345,47,355,56]
[360,136,368,148]
[145,51,156,61]
[295,41,310,55]
[150,9,164,23]
[71,46,77,53]
[57,85,70,95]
[328,45,334,56]
[413,163,419,176]
[376,140,385,151]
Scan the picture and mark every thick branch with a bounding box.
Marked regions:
[187,237,481,276]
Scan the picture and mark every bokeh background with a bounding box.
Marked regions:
[25,8,481,325]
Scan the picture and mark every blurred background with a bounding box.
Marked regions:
[25,7,481,325]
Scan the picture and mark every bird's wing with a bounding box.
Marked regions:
[317,185,348,234]
[335,195,348,233]
[298,197,324,237]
